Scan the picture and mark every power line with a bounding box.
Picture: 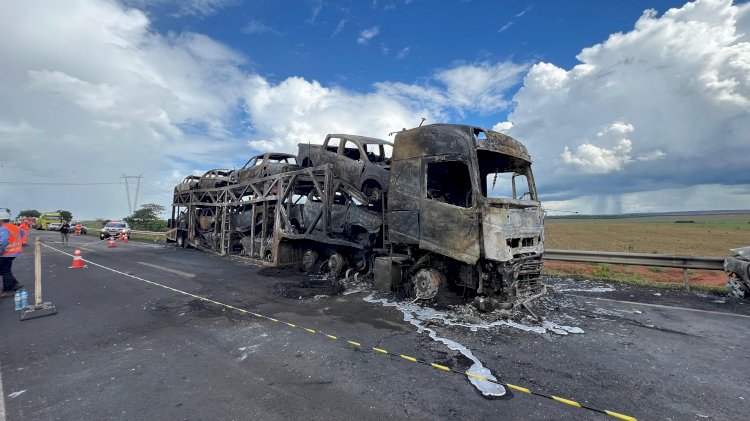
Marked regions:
[0,181,122,185]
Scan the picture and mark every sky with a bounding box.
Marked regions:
[1,0,749,219]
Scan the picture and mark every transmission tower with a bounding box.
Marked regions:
[122,174,143,214]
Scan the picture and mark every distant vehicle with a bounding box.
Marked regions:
[725,246,750,299]
[99,221,131,240]
[37,212,62,230]
[47,222,62,231]
[298,134,393,201]
[229,153,299,185]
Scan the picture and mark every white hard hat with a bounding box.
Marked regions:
[0,208,11,220]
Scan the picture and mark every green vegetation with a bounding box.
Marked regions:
[592,264,612,279]
[124,203,168,232]
[17,209,41,218]
[56,209,73,222]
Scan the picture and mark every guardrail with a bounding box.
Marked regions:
[128,230,166,236]
[544,249,726,290]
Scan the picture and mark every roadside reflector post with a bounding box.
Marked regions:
[20,238,58,321]
[683,267,690,291]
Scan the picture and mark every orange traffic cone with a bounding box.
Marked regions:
[69,247,87,269]
[108,236,116,248]
[118,232,124,241]
[122,233,129,243]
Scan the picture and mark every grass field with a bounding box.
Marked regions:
[542,213,750,290]
[544,213,750,256]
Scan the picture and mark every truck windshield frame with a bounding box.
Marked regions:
[477,149,538,203]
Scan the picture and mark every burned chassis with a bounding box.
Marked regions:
[169,164,383,273]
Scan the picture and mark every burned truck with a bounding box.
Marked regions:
[375,124,545,310]
[168,123,545,311]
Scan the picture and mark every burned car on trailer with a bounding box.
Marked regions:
[198,169,231,189]
[174,175,201,194]
[229,153,300,185]
[725,246,750,299]
[298,134,392,201]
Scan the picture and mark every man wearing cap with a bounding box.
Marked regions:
[0,208,24,297]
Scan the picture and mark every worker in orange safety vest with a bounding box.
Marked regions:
[0,208,24,297]
[75,222,82,236]
[20,219,30,245]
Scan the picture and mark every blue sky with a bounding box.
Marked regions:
[2,0,749,218]
[143,0,691,127]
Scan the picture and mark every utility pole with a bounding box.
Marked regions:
[122,174,143,214]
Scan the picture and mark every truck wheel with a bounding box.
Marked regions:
[177,233,185,248]
[302,249,318,273]
[412,269,445,300]
[727,278,748,299]
[326,253,345,279]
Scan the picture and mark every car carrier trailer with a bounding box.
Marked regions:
[168,124,546,311]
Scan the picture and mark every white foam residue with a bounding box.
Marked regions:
[363,295,505,396]
[8,390,26,398]
[557,286,615,293]
[362,294,586,395]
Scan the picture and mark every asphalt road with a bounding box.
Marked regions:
[1,230,748,420]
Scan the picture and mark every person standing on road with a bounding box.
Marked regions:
[75,221,82,236]
[20,219,30,246]
[60,219,71,245]
[0,209,24,297]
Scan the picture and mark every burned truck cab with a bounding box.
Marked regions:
[386,124,545,310]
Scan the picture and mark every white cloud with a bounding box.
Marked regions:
[357,26,380,44]
[498,21,513,33]
[0,0,248,218]
[434,61,528,113]
[396,47,411,59]
[242,19,281,35]
[123,0,236,17]
[561,122,665,174]
[331,18,348,37]
[501,0,750,212]
[308,0,323,24]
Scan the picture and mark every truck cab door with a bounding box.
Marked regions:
[418,156,481,265]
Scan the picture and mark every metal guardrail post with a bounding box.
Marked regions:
[683,268,690,291]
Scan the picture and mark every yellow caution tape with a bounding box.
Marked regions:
[400,355,417,362]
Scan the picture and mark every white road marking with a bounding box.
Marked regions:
[0,361,6,421]
[137,262,195,278]
[573,296,750,319]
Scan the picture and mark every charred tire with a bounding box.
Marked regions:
[302,249,319,273]
[265,251,273,263]
[362,181,383,202]
[327,253,345,279]
[727,277,749,299]
[177,233,186,248]
[412,269,445,300]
